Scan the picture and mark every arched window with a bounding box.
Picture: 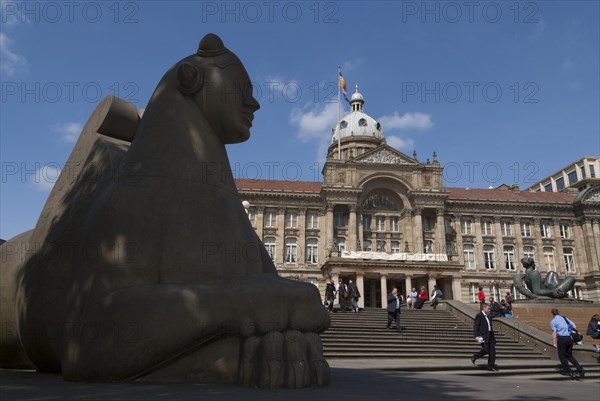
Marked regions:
[285,238,297,264]
[263,237,276,261]
[504,246,516,270]
[306,239,318,264]
[563,247,575,273]
[483,245,495,269]
[362,192,400,211]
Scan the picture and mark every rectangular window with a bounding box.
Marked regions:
[590,165,596,178]
[424,240,434,254]
[523,246,535,260]
[362,240,371,251]
[376,216,385,231]
[462,218,473,235]
[306,239,318,264]
[521,222,532,237]
[284,238,297,263]
[501,221,512,236]
[376,240,386,251]
[567,170,577,185]
[248,211,256,227]
[540,223,552,238]
[391,217,399,232]
[483,245,495,269]
[263,237,276,261]
[544,183,553,192]
[555,177,565,191]
[423,216,434,231]
[335,237,346,252]
[563,248,575,273]
[481,219,493,236]
[544,247,555,271]
[362,215,372,231]
[580,164,586,178]
[464,244,475,269]
[333,212,347,228]
[306,212,319,229]
[504,246,516,270]
[391,241,400,253]
[560,224,571,239]
[264,212,277,228]
[285,212,298,228]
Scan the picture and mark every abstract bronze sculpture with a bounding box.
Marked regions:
[0,33,330,388]
[513,257,576,299]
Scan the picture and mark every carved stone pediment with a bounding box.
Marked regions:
[353,146,418,165]
[582,186,600,204]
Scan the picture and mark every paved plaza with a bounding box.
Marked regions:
[2,365,599,401]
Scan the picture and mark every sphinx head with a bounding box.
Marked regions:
[176,33,260,144]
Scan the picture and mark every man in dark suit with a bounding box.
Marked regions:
[488,297,502,319]
[386,287,402,332]
[471,303,496,371]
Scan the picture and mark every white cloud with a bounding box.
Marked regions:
[55,122,83,143]
[562,59,574,70]
[378,111,433,131]
[386,135,414,151]
[29,165,61,192]
[0,33,28,76]
[290,102,339,142]
[343,58,364,72]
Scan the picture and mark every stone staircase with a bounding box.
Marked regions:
[322,308,600,380]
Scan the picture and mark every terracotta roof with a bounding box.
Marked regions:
[446,187,575,204]
[235,179,322,193]
[235,179,576,203]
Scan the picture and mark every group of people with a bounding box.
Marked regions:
[406,285,443,309]
[324,278,361,313]
[471,297,598,378]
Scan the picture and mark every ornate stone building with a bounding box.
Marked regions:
[237,90,600,307]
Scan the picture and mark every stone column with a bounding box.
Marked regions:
[552,219,564,273]
[583,218,600,270]
[358,210,364,251]
[356,273,365,309]
[413,208,423,254]
[326,204,334,254]
[435,208,446,256]
[404,210,414,250]
[298,207,307,267]
[276,207,286,265]
[572,219,587,273]
[592,218,600,267]
[513,217,523,261]
[428,274,437,295]
[474,215,484,270]
[533,218,545,271]
[405,275,413,299]
[370,280,377,307]
[348,205,357,252]
[255,206,264,240]
[452,277,462,301]
[380,275,388,309]
[453,214,463,263]
[494,216,503,269]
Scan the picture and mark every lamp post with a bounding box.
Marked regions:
[242,200,250,215]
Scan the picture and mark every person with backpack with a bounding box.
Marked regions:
[550,308,584,378]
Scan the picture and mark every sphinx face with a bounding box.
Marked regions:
[199,60,260,144]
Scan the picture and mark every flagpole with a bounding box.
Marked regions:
[337,65,341,160]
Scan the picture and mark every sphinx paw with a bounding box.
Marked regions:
[239,330,329,388]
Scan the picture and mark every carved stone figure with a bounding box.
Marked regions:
[0,33,330,388]
[513,257,576,299]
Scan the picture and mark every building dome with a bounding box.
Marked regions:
[332,85,383,143]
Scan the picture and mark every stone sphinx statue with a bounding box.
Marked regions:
[0,33,330,388]
[513,257,576,299]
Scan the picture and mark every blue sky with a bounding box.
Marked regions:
[1,0,599,239]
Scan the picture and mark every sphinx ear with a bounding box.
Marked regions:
[176,61,204,94]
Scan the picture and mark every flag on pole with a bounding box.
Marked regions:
[338,71,348,95]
